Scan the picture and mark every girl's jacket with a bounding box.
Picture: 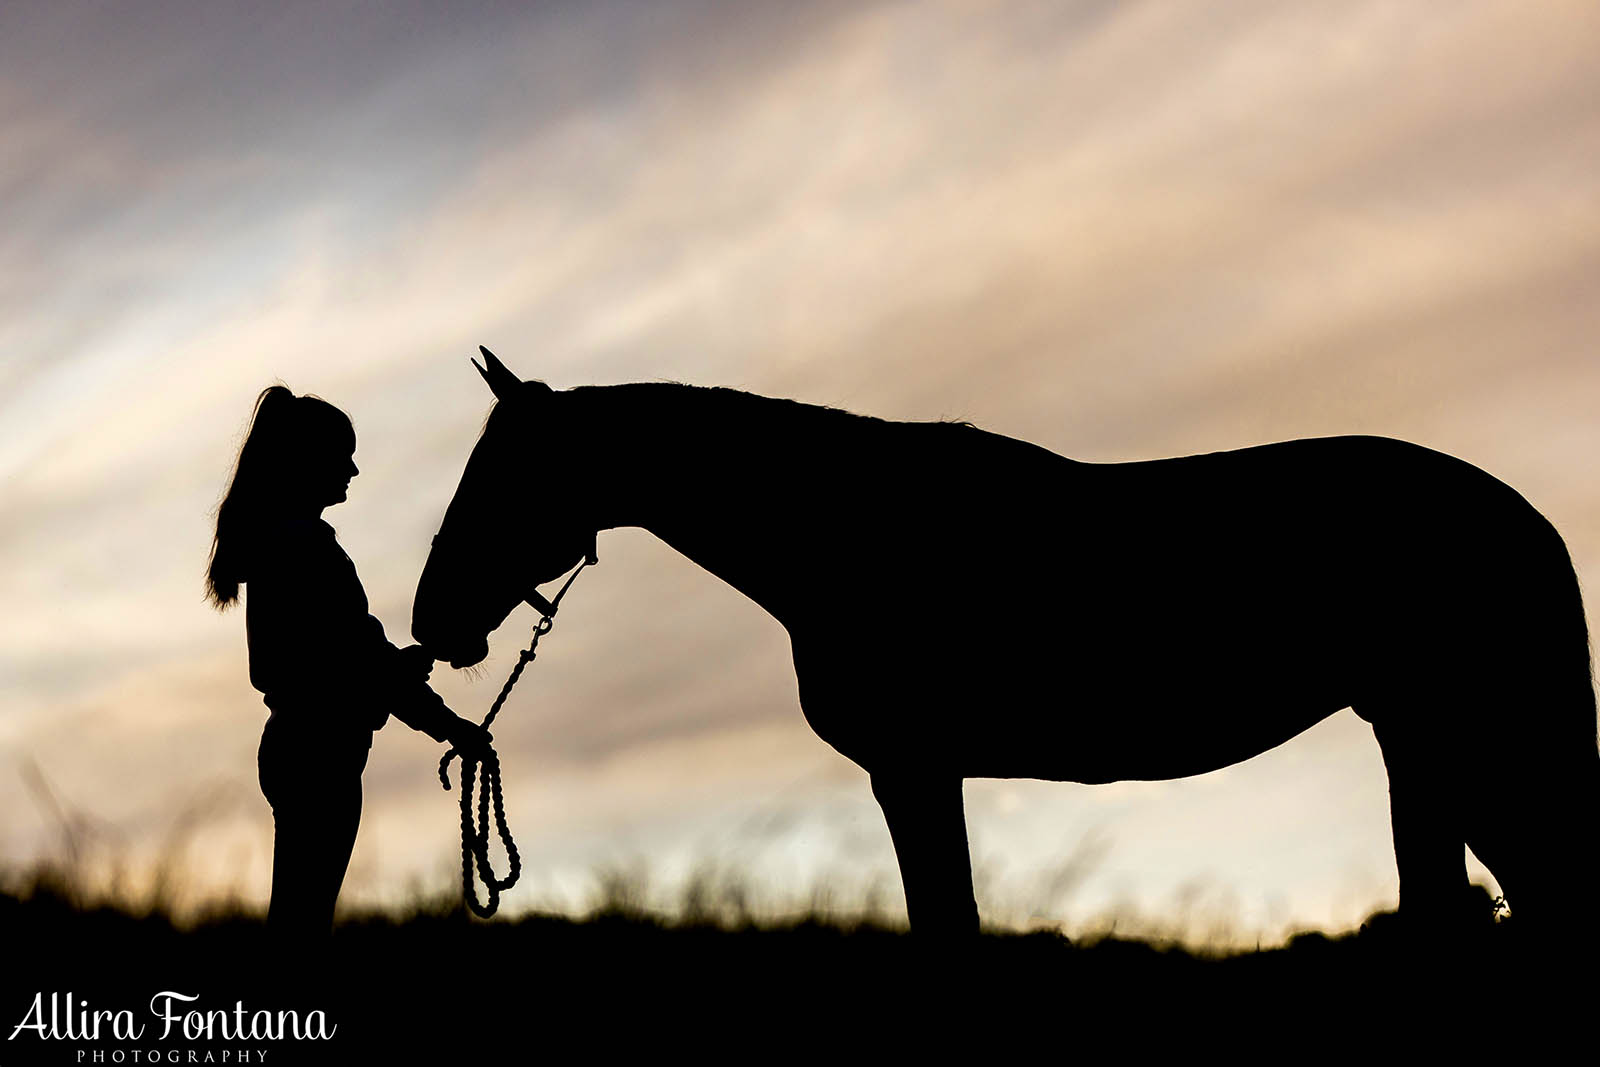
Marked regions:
[244,518,456,744]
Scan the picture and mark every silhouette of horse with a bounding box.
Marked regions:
[413,350,1598,936]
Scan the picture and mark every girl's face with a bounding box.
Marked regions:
[322,443,359,506]
[302,422,359,510]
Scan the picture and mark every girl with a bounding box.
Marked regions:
[206,385,489,937]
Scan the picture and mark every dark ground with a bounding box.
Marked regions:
[0,875,1587,1064]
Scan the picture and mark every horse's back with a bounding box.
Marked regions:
[914,431,1560,596]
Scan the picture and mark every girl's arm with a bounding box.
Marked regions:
[385,645,492,754]
[365,633,459,742]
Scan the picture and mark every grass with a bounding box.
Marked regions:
[1,858,1575,1064]
[0,764,1577,1060]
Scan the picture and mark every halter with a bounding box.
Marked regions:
[436,540,596,918]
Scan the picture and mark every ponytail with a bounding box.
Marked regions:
[205,385,351,609]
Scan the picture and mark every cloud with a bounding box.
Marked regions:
[2,0,1594,928]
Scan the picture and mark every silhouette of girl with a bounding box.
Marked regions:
[206,386,489,937]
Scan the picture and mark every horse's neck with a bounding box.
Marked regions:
[583,385,840,630]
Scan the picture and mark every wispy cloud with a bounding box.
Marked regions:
[2,0,1594,932]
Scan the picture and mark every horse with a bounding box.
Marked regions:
[412,349,1598,938]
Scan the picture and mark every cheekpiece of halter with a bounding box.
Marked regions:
[522,532,599,618]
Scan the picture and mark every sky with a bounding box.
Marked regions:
[2,0,1598,942]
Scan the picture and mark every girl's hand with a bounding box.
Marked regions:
[397,644,436,682]
[446,716,494,758]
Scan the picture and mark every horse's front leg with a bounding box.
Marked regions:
[871,772,980,937]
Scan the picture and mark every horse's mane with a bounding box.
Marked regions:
[567,380,974,438]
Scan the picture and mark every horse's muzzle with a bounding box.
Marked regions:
[445,637,490,671]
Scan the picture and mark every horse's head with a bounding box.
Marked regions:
[412,348,598,669]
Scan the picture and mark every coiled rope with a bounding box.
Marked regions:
[438,559,590,918]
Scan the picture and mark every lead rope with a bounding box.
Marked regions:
[438,558,590,918]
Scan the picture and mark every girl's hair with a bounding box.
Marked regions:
[206,385,355,609]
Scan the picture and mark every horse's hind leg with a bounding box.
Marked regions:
[871,772,980,937]
[1368,715,1482,931]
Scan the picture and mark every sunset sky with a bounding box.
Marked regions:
[3,0,1597,941]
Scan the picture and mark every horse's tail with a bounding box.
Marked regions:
[1548,523,1599,930]
[1538,512,1596,750]
[1481,508,1600,927]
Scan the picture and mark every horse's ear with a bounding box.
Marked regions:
[471,345,524,400]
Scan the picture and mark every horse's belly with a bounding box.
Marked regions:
[937,628,1353,782]
[972,690,1348,783]
[794,598,1357,780]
